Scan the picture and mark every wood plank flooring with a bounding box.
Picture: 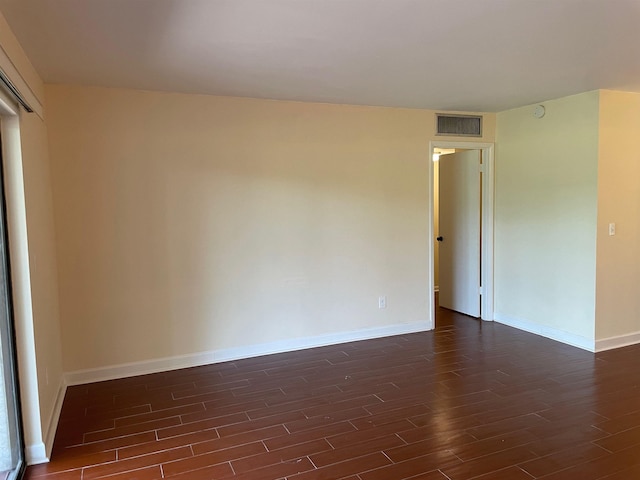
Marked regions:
[24,305,640,479]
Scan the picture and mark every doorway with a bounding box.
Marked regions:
[427,141,494,328]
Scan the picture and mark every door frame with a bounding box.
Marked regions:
[427,140,495,327]
[0,88,45,466]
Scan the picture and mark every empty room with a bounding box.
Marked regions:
[0,1,640,479]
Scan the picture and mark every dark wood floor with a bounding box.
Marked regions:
[25,305,640,480]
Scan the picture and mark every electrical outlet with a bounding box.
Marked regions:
[378,296,387,309]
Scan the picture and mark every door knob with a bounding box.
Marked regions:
[436,236,443,242]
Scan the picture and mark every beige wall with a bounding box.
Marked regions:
[595,90,640,341]
[0,9,64,460]
[495,92,599,343]
[45,84,495,373]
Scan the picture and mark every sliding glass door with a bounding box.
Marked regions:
[0,131,23,479]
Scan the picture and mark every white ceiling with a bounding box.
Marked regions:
[1,0,640,112]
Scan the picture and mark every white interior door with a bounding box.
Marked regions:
[438,150,481,317]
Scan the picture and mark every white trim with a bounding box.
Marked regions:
[24,442,47,465]
[595,331,640,352]
[65,322,431,386]
[1,112,45,465]
[428,141,495,326]
[479,145,495,321]
[43,380,66,459]
[494,313,595,352]
[426,143,436,330]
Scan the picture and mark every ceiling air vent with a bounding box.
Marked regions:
[436,114,482,137]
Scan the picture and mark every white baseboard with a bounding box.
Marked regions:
[65,322,432,386]
[595,331,640,352]
[43,380,67,459]
[494,313,595,352]
[25,442,47,465]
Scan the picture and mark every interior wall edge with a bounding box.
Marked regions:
[64,321,431,386]
[494,312,595,352]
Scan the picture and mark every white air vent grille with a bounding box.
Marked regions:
[436,114,482,137]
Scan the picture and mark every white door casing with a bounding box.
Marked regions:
[427,141,494,329]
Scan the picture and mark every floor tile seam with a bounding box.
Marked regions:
[91,411,186,431]
[517,459,592,480]
[362,400,430,418]
[304,393,384,412]
[165,391,237,404]
[187,402,268,419]
[177,409,249,426]
[83,426,184,446]
[471,409,554,430]
[389,432,409,447]
[79,445,192,474]
[85,464,161,480]
[192,425,296,453]
[157,425,223,442]
[84,405,154,422]
[516,466,536,479]
[353,450,453,479]
[246,402,327,420]
[254,393,334,409]
[79,459,146,480]
[441,443,540,471]
[191,378,253,389]
[592,420,637,435]
[191,435,277,457]
[298,402,382,420]
[606,440,640,458]
[380,449,393,465]
[154,446,254,477]
[453,445,535,466]
[263,364,330,376]
[591,438,617,454]
[466,465,533,480]
[298,449,393,475]
[144,380,197,392]
[282,416,367,438]
[308,410,362,430]
[59,439,125,452]
[596,406,640,422]
[112,405,207,427]
[24,466,84,479]
[157,411,248,433]
[232,454,317,476]
[214,414,307,436]
[449,449,464,463]
[600,415,640,436]
[517,443,613,478]
[230,391,289,402]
